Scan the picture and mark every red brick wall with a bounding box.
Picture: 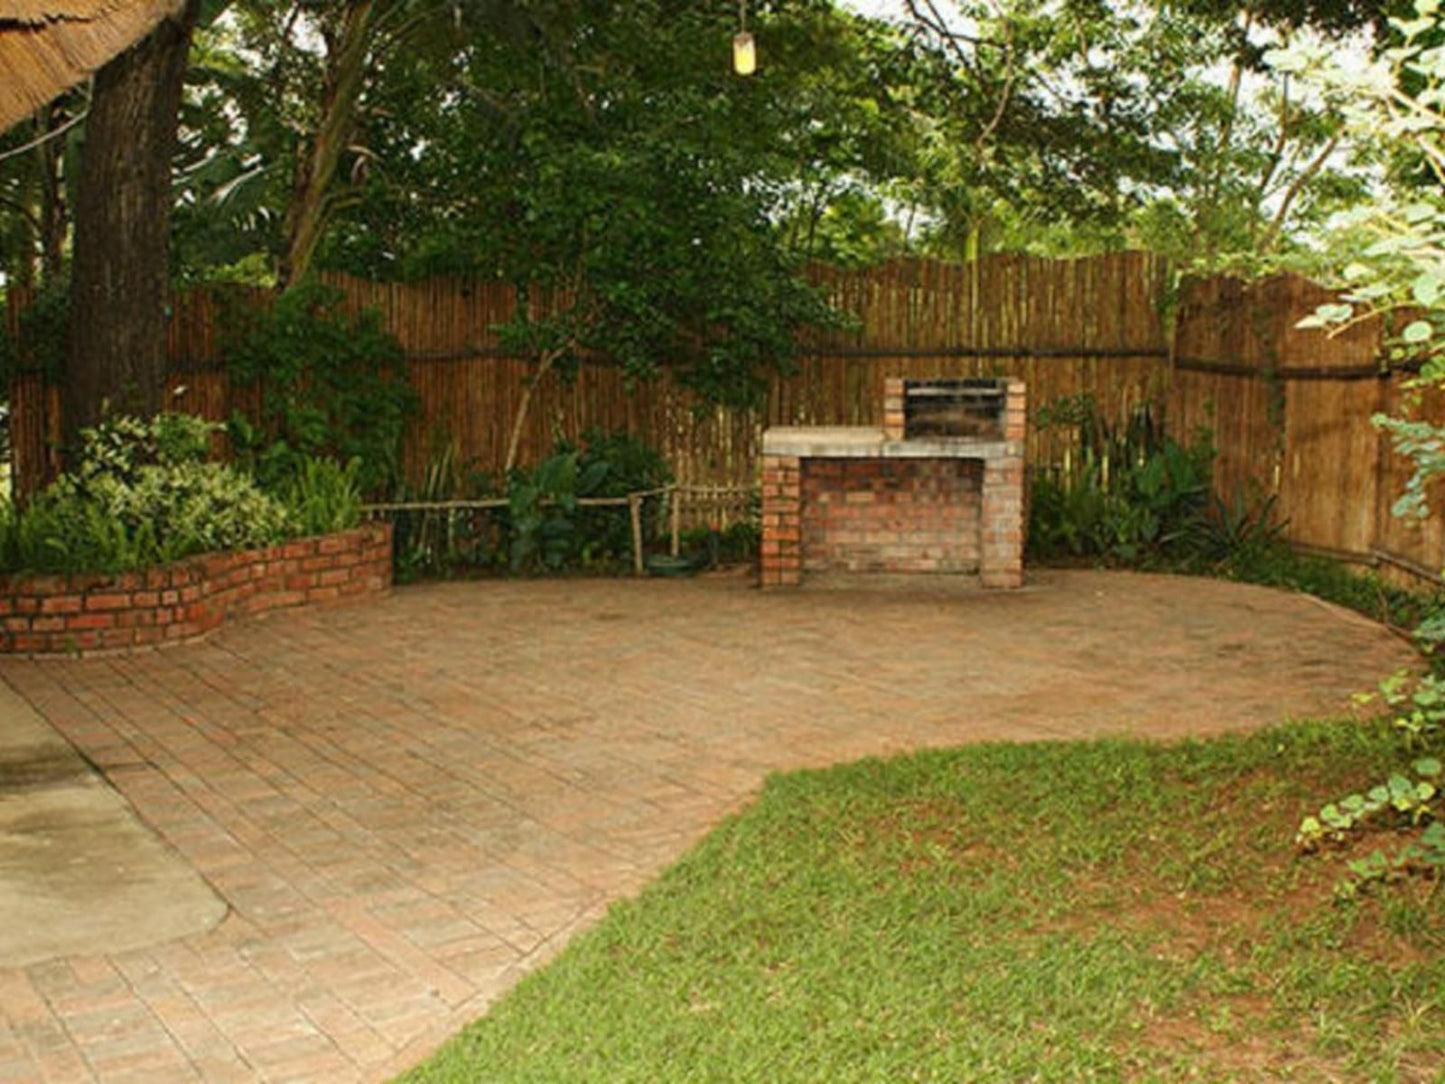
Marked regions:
[0,523,392,656]
[801,458,982,574]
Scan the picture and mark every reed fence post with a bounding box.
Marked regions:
[629,493,644,576]
[669,485,681,557]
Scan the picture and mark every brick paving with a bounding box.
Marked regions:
[0,568,1418,1083]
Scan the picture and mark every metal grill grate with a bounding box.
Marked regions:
[902,379,1006,440]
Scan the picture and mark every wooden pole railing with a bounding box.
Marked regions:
[361,483,758,575]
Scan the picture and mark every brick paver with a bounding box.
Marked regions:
[0,568,1417,1082]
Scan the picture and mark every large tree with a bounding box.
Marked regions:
[64,1,199,455]
[320,0,858,470]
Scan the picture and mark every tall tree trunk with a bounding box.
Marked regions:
[277,0,375,289]
[64,2,198,459]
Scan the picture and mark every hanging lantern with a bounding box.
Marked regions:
[733,0,755,76]
[733,30,756,76]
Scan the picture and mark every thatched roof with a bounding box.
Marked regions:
[0,1,185,132]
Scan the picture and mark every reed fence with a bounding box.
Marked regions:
[5,252,1443,586]
[1170,271,1444,589]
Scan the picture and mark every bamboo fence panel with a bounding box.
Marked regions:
[1372,376,1445,587]
[787,252,1174,476]
[5,252,1168,514]
[1169,275,1283,506]
[1169,271,1445,589]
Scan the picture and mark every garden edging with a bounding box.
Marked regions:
[0,523,392,656]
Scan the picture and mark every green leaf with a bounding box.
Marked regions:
[1413,273,1443,306]
[1415,757,1443,777]
[1402,320,1435,344]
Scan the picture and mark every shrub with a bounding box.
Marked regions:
[391,441,500,580]
[572,430,672,559]
[284,456,364,537]
[223,281,417,496]
[507,431,672,574]
[0,413,292,574]
[1028,396,1213,563]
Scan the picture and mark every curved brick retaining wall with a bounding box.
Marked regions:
[0,523,392,655]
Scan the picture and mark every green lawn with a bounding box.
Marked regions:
[398,721,1445,1083]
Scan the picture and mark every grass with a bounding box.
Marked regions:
[398,719,1445,1083]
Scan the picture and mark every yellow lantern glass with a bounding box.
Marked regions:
[733,31,756,76]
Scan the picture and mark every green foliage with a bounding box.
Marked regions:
[1294,643,1445,896]
[1298,755,1445,895]
[1279,0,1445,893]
[0,275,68,385]
[1369,669,1445,745]
[1028,396,1214,563]
[315,3,859,424]
[507,450,599,574]
[384,430,674,580]
[391,441,499,581]
[1187,488,1290,567]
[283,456,363,537]
[1370,414,1445,523]
[223,281,416,495]
[571,431,672,561]
[0,413,292,574]
[506,431,672,575]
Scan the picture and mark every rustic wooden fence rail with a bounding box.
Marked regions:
[5,252,1443,586]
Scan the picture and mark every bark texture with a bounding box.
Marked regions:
[277,0,375,288]
[64,1,197,457]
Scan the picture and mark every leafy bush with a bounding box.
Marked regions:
[0,413,292,574]
[1028,396,1213,563]
[392,441,500,580]
[507,431,672,574]
[1186,487,1288,567]
[223,281,417,496]
[284,456,364,537]
[507,450,596,573]
[572,430,672,559]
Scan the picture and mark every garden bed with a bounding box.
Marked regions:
[0,523,392,655]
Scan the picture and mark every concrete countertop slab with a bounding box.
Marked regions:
[761,426,1022,460]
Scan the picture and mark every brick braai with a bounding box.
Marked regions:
[760,378,1025,589]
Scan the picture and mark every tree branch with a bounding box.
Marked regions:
[0,108,89,164]
[1257,131,1339,253]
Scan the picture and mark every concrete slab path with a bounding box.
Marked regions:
[0,678,225,969]
[0,569,1418,1082]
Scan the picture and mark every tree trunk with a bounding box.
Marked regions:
[277,0,375,289]
[37,103,68,282]
[503,348,561,475]
[64,2,198,459]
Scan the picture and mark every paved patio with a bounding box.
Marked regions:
[0,568,1418,1083]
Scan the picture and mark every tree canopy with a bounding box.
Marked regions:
[0,0,1412,463]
